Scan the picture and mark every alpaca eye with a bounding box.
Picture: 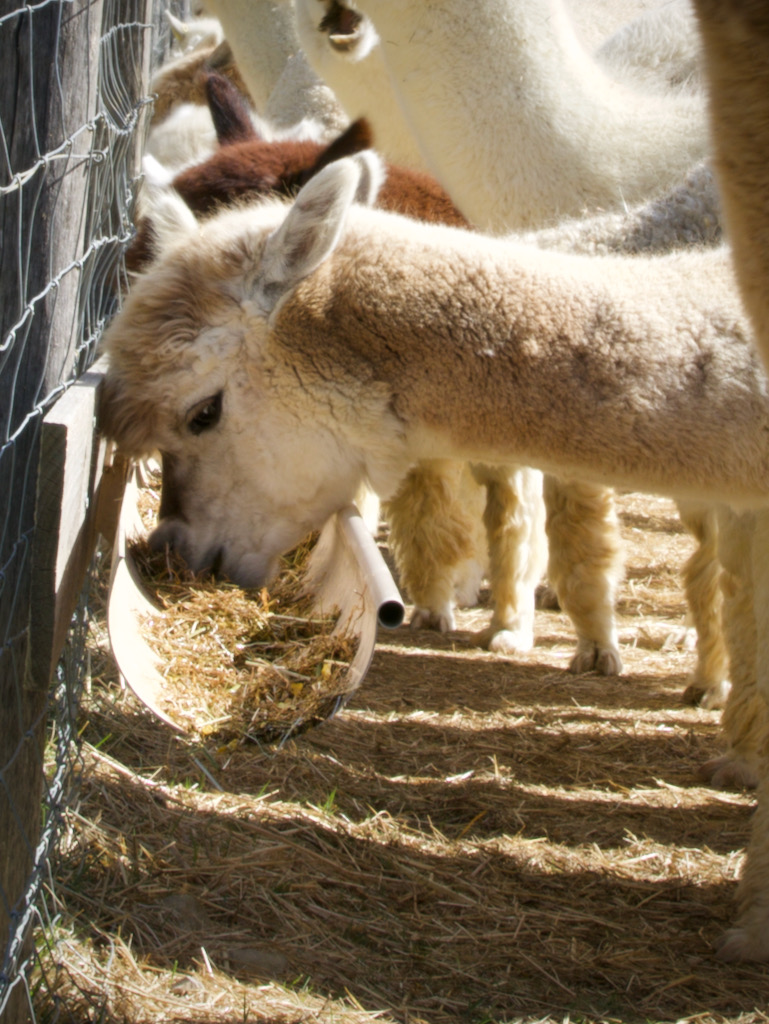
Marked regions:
[187,392,222,435]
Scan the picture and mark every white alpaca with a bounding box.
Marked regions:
[297,0,708,230]
[292,0,716,677]
[293,0,704,174]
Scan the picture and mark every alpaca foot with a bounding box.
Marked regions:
[410,605,455,633]
[698,753,758,790]
[487,627,535,655]
[569,640,622,676]
[682,677,731,709]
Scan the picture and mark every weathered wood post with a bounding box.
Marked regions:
[0,1,152,1018]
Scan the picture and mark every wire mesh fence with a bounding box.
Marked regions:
[0,1,170,1018]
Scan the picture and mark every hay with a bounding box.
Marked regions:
[126,478,359,742]
[39,493,769,1024]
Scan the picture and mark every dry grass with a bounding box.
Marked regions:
[127,478,359,743]
[39,494,769,1024]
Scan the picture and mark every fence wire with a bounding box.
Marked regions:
[0,1,171,1019]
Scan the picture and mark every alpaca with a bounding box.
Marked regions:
[688,0,769,961]
[698,505,763,791]
[144,39,255,175]
[293,0,717,678]
[130,77,468,266]
[517,160,729,705]
[516,161,722,256]
[131,74,499,637]
[149,40,252,129]
[100,161,768,581]
[293,0,704,174]
[691,1,769,375]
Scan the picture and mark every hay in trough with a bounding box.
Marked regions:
[126,477,359,742]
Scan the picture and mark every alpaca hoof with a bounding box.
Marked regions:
[569,643,622,676]
[486,627,534,655]
[682,678,731,709]
[698,754,758,790]
[535,582,560,611]
[409,605,455,633]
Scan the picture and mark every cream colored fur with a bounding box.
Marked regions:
[519,162,728,704]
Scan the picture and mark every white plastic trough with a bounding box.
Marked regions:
[107,469,404,738]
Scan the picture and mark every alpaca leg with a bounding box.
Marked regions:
[449,463,488,608]
[471,464,546,654]
[543,476,624,676]
[715,508,769,961]
[717,771,769,961]
[383,460,478,632]
[699,508,762,790]
[676,500,730,709]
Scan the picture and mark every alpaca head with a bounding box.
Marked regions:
[101,156,377,585]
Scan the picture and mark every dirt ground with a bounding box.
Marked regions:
[44,491,769,1024]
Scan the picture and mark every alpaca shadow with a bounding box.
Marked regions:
[59,764,768,1024]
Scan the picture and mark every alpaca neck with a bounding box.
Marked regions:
[355,0,707,230]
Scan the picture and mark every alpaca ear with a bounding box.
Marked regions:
[203,69,258,146]
[307,121,384,206]
[254,157,362,313]
[352,150,385,207]
[166,11,189,44]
